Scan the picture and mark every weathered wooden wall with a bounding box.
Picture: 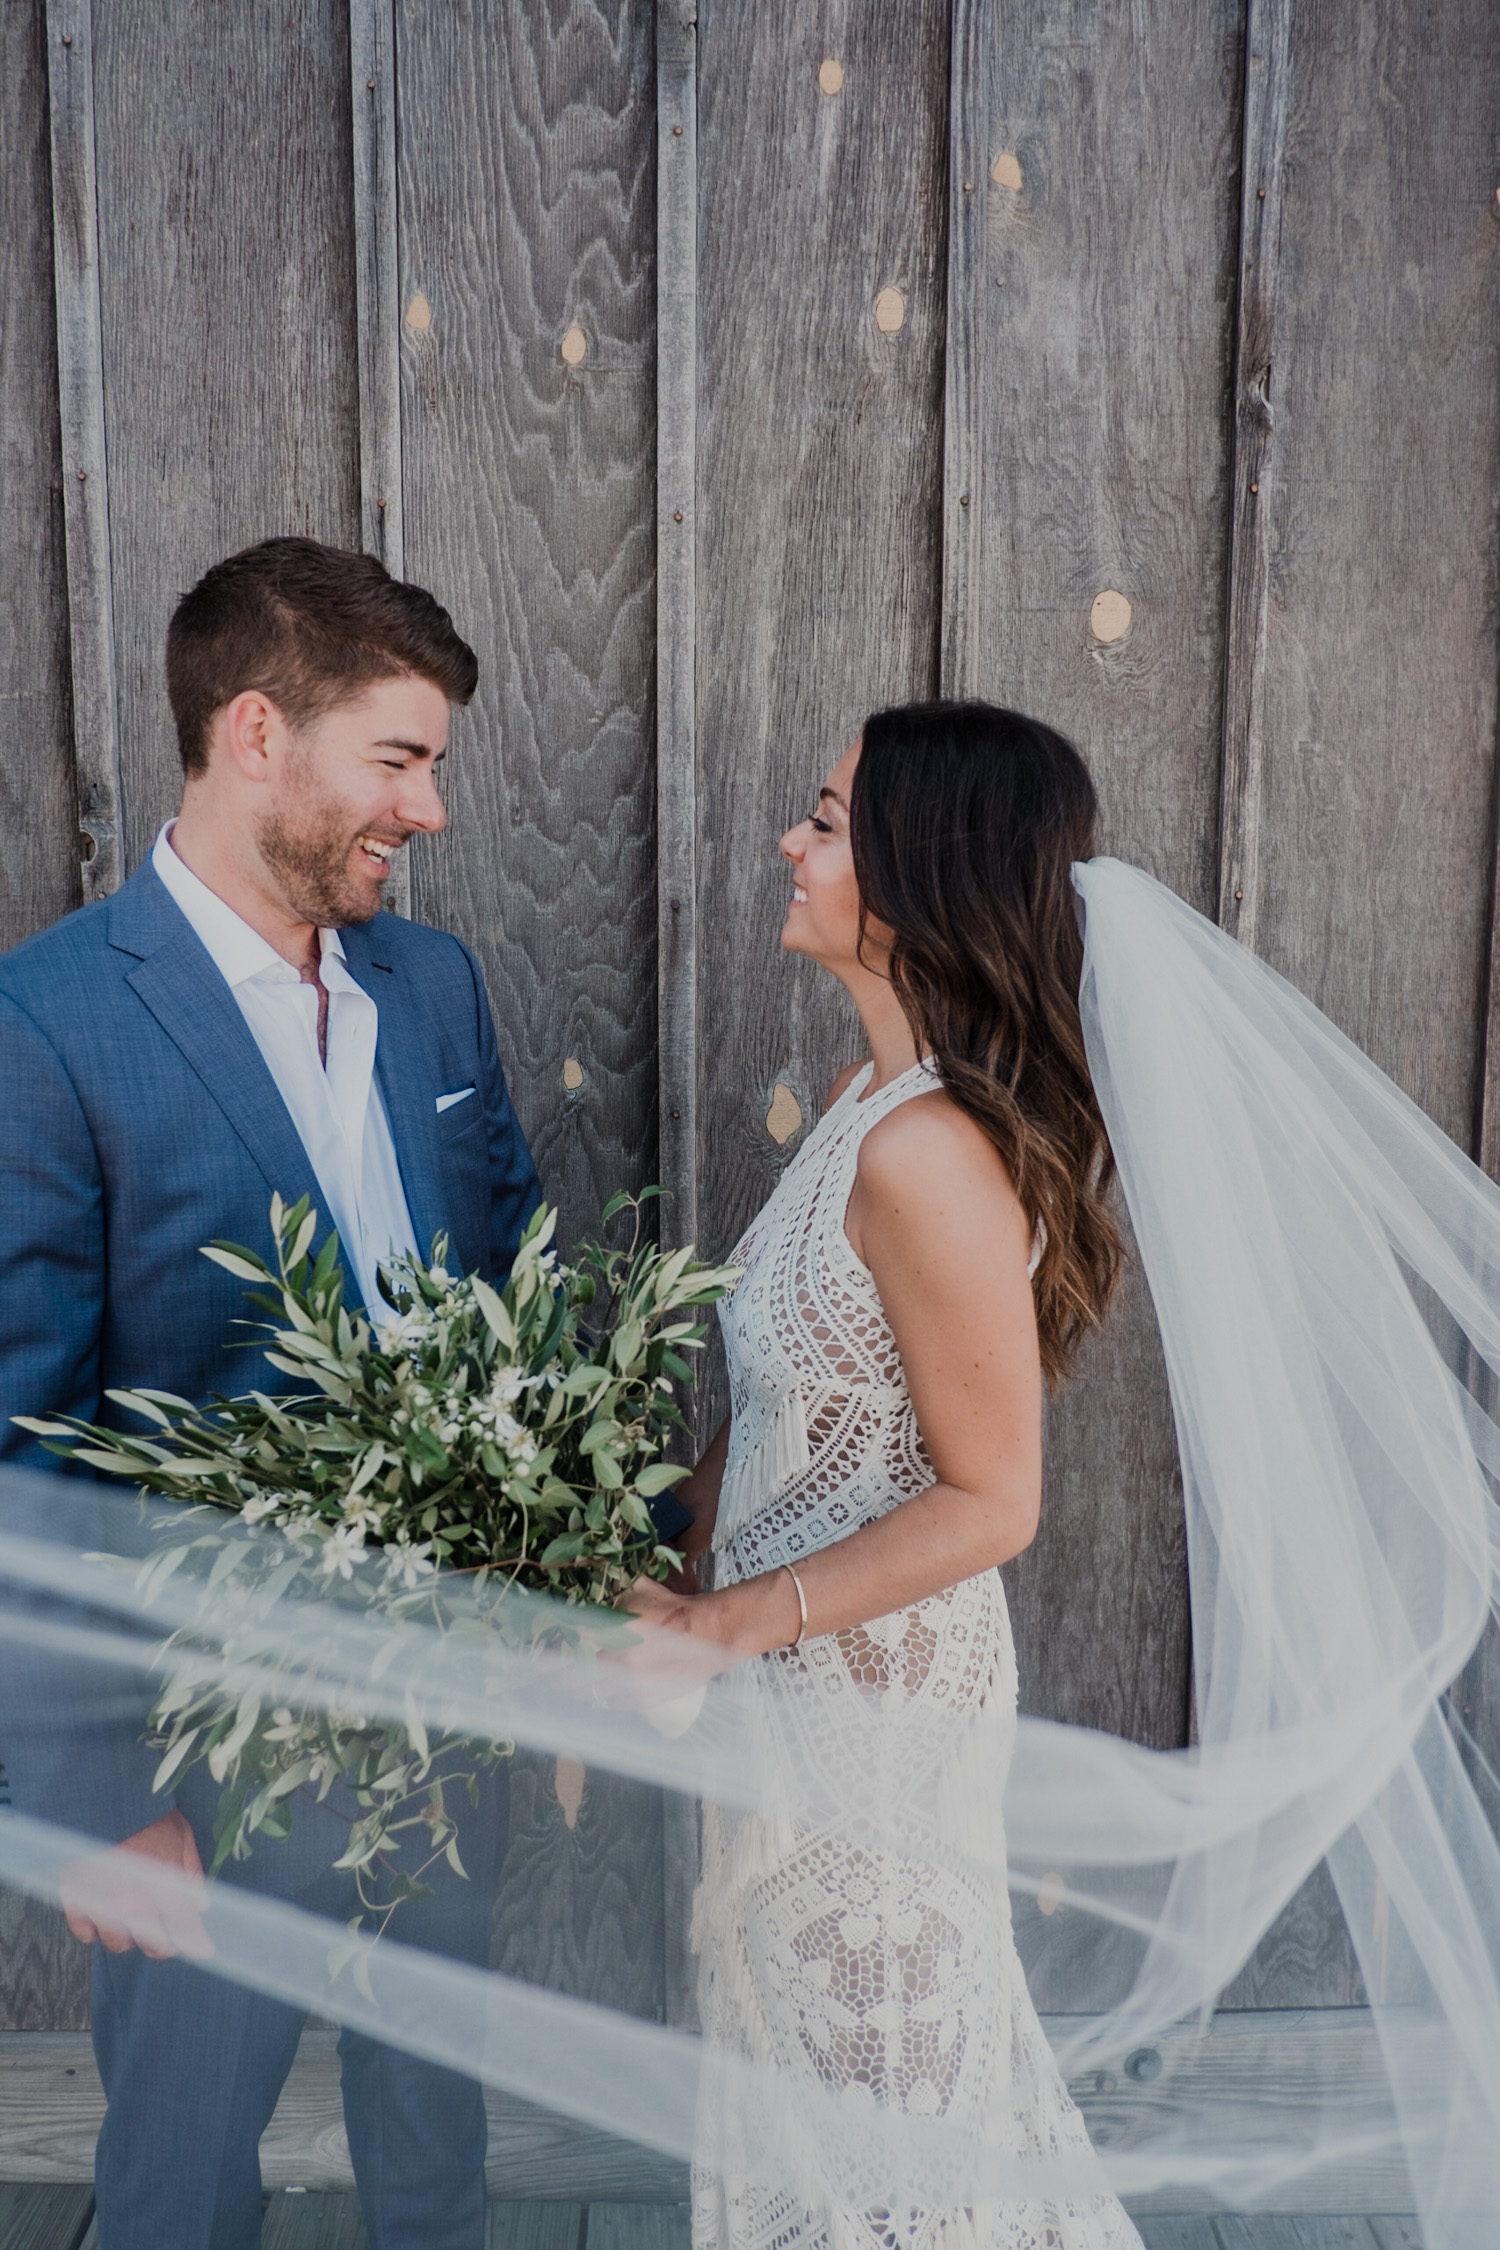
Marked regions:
[2,0,1498,2061]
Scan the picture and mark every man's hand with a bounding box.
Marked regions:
[60,1807,211,1961]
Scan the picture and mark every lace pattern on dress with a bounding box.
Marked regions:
[693,1063,1140,2250]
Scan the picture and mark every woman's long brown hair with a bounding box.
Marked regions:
[850,701,1122,1387]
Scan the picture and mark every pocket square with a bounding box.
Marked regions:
[436,1086,476,1114]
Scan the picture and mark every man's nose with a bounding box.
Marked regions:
[399,764,448,834]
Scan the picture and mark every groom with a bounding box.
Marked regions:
[0,537,540,2248]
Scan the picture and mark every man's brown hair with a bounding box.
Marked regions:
[166,537,479,776]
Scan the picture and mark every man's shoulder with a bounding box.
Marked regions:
[0,896,120,1008]
[343,910,481,986]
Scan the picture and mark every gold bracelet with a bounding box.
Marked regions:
[781,1562,809,1648]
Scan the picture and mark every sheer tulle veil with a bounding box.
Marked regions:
[2,855,1499,2240]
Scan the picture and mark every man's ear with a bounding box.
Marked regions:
[212,690,286,784]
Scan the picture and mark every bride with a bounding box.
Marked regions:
[626,701,1142,2250]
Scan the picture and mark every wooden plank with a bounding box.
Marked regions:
[1218,0,1500,2013]
[660,1793,700,2032]
[349,0,409,918]
[87,0,360,869]
[656,0,699,1262]
[1365,2224,1423,2250]
[43,0,122,904]
[263,2190,369,2250]
[0,2013,1419,2216]
[693,0,950,1427]
[0,0,81,949]
[585,2207,691,2250]
[945,0,1247,1845]
[938,0,988,696]
[0,1884,89,2033]
[1130,2225,1220,2250]
[1241,0,1500,1151]
[490,2205,584,2250]
[490,1753,664,2029]
[0,2029,689,2202]
[1216,0,1292,950]
[395,0,659,1256]
[0,2185,93,2250]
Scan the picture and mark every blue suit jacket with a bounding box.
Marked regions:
[0,860,540,1843]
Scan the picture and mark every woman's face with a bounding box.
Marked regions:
[779,740,882,976]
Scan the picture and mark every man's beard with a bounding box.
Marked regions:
[255,782,389,930]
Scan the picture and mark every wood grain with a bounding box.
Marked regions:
[1225,0,1500,2015]
[0,1886,89,2033]
[0,0,80,948]
[693,0,950,1426]
[0,2028,689,2201]
[350,0,409,917]
[44,0,121,902]
[262,2190,370,2250]
[491,2205,585,2250]
[586,2206,691,2250]
[1216,0,1292,949]
[396,0,659,1256]
[88,0,361,871]
[656,0,699,1261]
[1245,0,1500,1153]
[0,2184,93,2250]
[490,1752,665,2026]
[0,2012,1415,2217]
[953,0,1246,1803]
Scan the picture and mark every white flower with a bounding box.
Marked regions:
[242,1493,283,1525]
[319,1524,368,1579]
[382,1539,436,1589]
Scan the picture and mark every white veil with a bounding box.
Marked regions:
[2,855,1498,2238]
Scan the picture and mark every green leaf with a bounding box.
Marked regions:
[201,1244,269,1284]
[471,1275,515,1350]
[635,1461,689,1497]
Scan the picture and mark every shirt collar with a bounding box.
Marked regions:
[152,822,344,989]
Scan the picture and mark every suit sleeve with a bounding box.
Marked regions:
[0,989,166,1841]
[457,942,541,1281]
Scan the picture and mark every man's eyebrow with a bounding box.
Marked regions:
[373,738,445,759]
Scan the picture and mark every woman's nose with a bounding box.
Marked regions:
[780,823,805,862]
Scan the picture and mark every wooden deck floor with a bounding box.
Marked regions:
[0,2187,1425,2250]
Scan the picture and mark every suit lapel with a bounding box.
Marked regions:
[339,918,445,1258]
[109,865,323,1217]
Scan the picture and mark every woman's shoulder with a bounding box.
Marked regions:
[856,1083,1018,1205]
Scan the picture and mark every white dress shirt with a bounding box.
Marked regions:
[152,823,418,1312]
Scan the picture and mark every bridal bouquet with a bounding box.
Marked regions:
[22,1192,736,1924]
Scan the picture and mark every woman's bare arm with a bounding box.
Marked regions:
[626,1090,1042,1656]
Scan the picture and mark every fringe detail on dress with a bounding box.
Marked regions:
[716,1385,810,1546]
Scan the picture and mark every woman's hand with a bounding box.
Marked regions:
[615,1567,803,1677]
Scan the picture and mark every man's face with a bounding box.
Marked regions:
[254,674,451,927]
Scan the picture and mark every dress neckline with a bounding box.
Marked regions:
[852,1056,937,1107]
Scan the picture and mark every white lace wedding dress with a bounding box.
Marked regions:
[692,1060,1140,2250]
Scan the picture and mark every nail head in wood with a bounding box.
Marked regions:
[1258,186,1266,199]
[76,469,86,481]
[817,58,844,96]
[873,286,905,335]
[673,124,683,136]
[1250,482,1259,494]
[673,510,683,523]
[62,30,72,43]
[958,492,970,507]
[560,324,587,367]
[990,151,1023,192]
[366,77,376,90]
[1089,588,1132,644]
